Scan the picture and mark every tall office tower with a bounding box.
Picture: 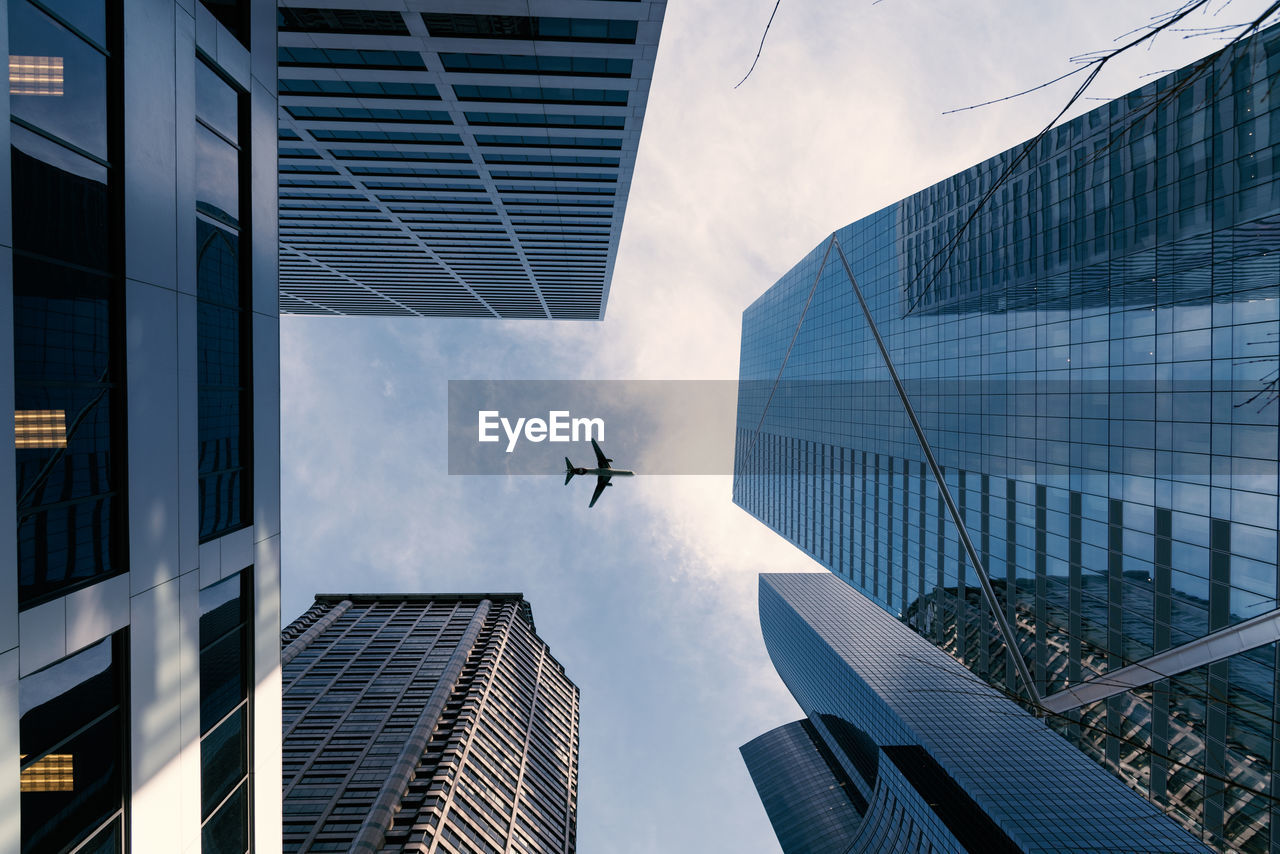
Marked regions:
[280,593,580,853]
[741,573,1208,854]
[733,24,1280,854]
[1,0,282,851]
[275,1,667,320]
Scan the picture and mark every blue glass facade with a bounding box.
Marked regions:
[739,719,867,854]
[734,25,1279,852]
[749,573,1207,853]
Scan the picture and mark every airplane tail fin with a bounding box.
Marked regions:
[564,458,574,485]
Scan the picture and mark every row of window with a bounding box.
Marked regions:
[11,2,254,848]
[278,46,636,80]
[280,601,579,852]
[12,0,252,607]
[18,568,253,853]
[11,0,120,607]
[279,11,643,44]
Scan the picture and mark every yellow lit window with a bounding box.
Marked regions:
[20,754,74,792]
[9,55,64,96]
[15,410,67,448]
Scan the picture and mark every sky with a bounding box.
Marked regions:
[278,3,1277,851]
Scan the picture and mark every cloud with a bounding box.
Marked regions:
[278,2,1279,850]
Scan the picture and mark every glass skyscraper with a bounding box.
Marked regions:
[281,593,580,853]
[740,718,868,854]
[734,23,1279,853]
[744,573,1208,853]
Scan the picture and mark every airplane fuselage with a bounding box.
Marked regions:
[567,440,632,507]
[571,467,635,478]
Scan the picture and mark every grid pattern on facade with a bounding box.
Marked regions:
[756,573,1209,854]
[281,593,579,853]
[733,24,1279,854]
[739,719,867,854]
[275,1,666,320]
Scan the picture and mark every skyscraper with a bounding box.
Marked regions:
[733,23,1279,853]
[739,718,867,854]
[276,1,667,320]
[280,593,580,853]
[2,0,282,851]
[742,573,1208,853]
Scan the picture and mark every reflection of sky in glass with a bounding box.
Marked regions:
[196,60,238,144]
[200,572,241,614]
[19,638,111,716]
[196,124,239,225]
[35,0,105,45]
[8,0,106,158]
[10,123,105,184]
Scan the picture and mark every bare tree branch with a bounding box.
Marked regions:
[905,0,1280,314]
[734,0,784,89]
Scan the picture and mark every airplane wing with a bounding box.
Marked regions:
[588,475,611,508]
[591,438,611,468]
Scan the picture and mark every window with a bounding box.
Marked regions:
[307,129,462,145]
[278,46,424,70]
[451,84,627,107]
[10,0,122,607]
[439,53,632,78]
[421,14,638,44]
[284,105,449,124]
[279,78,440,100]
[278,7,408,36]
[19,636,125,853]
[196,59,251,540]
[200,571,253,853]
[200,0,248,46]
[464,112,624,131]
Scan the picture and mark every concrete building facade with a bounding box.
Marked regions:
[280,593,579,853]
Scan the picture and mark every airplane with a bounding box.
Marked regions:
[564,439,634,508]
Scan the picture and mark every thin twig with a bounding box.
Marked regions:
[734,0,784,89]
[907,0,1280,313]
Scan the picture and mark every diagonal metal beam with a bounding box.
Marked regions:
[1042,604,1280,714]
[830,235,1044,711]
[739,237,836,473]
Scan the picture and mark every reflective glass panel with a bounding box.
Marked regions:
[13,253,116,604]
[199,573,246,732]
[11,125,107,268]
[19,638,122,853]
[196,60,238,144]
[36,0,105,45]
[201,706,246,817]
[202,781,248,854]
[196,219,246,539]
[196,124,239,227]
[8,0,107,158]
